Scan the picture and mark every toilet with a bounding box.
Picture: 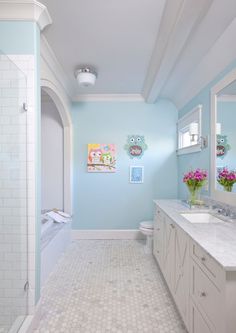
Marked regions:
[139,220,154,254]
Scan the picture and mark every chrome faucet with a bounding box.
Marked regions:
[216,207,236,220]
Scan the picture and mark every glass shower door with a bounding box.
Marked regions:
[0,52,28,332]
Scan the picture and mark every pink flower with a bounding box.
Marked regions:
[183,168,208,189]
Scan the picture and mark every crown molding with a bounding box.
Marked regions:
[0,0,52,31]
[40,35,76,100]
[73,94,145,102]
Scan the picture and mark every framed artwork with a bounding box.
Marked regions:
[87,144,116,172]
[130,166,144,183]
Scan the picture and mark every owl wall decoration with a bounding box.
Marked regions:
[87,144,116,172]
[216,135,231,159]
[124,135,148,159]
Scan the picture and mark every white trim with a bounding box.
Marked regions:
[177,104,202,124]
[177,104,202,154]
[177,144,201,155]
[217,94,236,102]
[41,83,73,214]
[0,0,52,31]
[71,229,145,240]
[40,35,76,100]
[210,67,236,206]
[73,94,144,102]
[18,300,42,333]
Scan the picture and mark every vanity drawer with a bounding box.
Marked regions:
[191,260,221,330]
[190,240,224,289]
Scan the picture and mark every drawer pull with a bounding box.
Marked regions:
[200,291,207,297]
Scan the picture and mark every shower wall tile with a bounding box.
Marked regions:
[0,54,37,332]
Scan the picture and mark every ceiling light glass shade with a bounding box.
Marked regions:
[75,68,97,87]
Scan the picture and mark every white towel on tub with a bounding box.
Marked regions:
[45,210,72,223]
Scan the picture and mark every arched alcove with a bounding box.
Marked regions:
[40,79,72,213]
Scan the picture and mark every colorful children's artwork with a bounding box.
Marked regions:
[130,166,144,183]
[216,135,231,159]
[124,135,147,159]
[87,144,116,172]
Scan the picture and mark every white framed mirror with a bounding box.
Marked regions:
[211,68,236,205]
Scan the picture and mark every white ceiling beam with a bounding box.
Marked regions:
[143,0,213,103]
[164,0,236,106]
[142,0,185,101]
[173,17,236,109]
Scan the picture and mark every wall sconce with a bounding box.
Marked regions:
[189,122,208,149]
[189,122,198,142]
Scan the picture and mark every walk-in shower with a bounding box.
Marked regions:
[0,52,28,333]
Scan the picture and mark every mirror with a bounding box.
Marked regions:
[211,69,236,204]
[216,81,236,192]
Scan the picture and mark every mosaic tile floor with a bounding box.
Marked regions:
[34,240,187,333]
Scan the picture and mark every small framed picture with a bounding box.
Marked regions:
[130,166,144,184]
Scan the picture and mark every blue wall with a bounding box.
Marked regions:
[71,99,178,230]
[177,59,236,199]
[0,21,37,54]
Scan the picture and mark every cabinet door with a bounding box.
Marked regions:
[153,208,164,269]
[163,216,175,292]
[190,301,214,333]
[174,225,189,329]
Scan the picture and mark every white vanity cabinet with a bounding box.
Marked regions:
[154,202,236,333]
[162,214,176,293]
[174,223,189,328]
[154,207,189,329]
[153,208,164,269]
[190,240,236,333]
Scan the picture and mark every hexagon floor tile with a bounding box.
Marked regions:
[33,240,187,333]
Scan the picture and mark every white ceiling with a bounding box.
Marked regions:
[40,0,236,107]
[40,0,166,95]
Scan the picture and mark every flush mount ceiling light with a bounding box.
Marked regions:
[75,67,97,87]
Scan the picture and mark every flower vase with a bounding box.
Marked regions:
[188,186,201,205]
[223,184,233,192]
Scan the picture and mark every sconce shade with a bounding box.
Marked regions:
[189,122,199,135]
[75,67,97,87]
[216,123,221,135]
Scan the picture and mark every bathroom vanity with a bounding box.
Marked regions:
[153,200,236,333]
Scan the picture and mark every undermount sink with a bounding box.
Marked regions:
[181,212,223,224]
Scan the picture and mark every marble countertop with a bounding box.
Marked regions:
[154,199,236,271]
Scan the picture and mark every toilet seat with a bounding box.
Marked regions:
[140,221,153,229]
[139,226,153,236]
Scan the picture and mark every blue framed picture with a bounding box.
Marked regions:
[130,166,144,184]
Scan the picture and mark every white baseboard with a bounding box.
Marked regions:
[71,229,144,240]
